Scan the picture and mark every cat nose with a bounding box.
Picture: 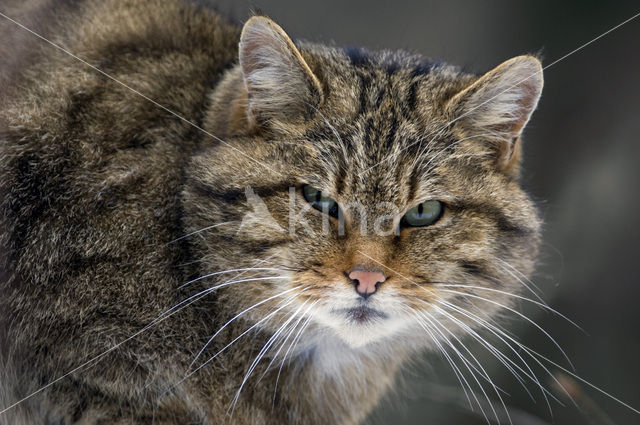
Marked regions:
[348,269,386,299]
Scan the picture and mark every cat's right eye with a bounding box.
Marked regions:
[402,200,443,227]
[302,185,339,217]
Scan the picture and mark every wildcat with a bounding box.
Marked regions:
[0,0,543,424]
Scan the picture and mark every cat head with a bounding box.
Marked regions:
[184,16,543,349]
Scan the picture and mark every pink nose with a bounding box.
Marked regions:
[348,269,386,299]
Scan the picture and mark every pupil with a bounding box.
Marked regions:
[417,203,423,216]
[315,190,322,203]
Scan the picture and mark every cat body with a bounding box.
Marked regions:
[0,1,543,424]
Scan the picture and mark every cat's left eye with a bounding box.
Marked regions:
[302,185,339,217]
[402,200,443,227]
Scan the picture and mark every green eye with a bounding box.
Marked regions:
[302,185,339,217]
[402,200,443,227]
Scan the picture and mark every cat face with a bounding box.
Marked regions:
[184,17,542,349]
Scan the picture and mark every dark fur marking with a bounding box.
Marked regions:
[384,115,398,149]
[358,74,371,113]
[405,79,420,112]
[412,60,442,76]
[343,46,371,67]
[459,260,485,276]
[452,201,533,236]
[191,182,294,202]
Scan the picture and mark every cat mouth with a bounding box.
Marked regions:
[334,306,387,324]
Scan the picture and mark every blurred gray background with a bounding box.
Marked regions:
[3,0,639,424]
[213,1,640,424]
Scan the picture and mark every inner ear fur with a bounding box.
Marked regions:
[446,55,543,177]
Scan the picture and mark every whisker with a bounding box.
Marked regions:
[430,283,583,333]
[254,258,304,272]
[429,300,551,406]
[257,300,316,384]
[303,100,350,166]
[188,285,306,371]
[272,304,317,405]
[408,125,448,171]
[404,306,479,415]
[178,268,286,289]
[419,310,507,425]
[166,221,235,245]
[436,299,570,414]
[163,276,290,321]
[163,293,304,401]
[229,298,311,414]
[437,288,575,370]
[494,257,545,298]
[0,251,287,414]
[417,133,495,174]
[533,350,640,415]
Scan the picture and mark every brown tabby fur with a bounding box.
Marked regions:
[0,0,543,424]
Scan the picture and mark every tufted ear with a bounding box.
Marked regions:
[239,16,323,127]
[446,55,543,176]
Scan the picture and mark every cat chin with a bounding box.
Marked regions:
[311,309,410,349]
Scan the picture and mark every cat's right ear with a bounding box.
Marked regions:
[445,55,543,177]
[239,16,323,129]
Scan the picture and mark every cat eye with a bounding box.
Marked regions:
[302,185,339,217]
[402,200,443,227]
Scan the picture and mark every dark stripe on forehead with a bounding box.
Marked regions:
[412,59,442,76]
[405,79,420,112]
[384,60,400,75]
[335,163,347,197]
[358,73,371,114]
[384,115,398,149]
[405,60,442,112]
[344,46,371,67]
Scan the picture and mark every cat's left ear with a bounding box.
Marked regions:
[446,55,543,177]
[239,16,323,128]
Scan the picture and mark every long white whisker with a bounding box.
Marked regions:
[257,300,316,384]
[171,294,302,394]
[166,221,235,244]
[464,302,633,415]
[166,276,289,318]
[188,285,306,370]
[419,310,506,425]
[494,257,544,298]
[0,251,286,414]
[272,304,317,405]
[229,299,310,414]
[178,268,286,289]
[433,300,548,402]
[431,283,583,333]
[438,288,575,370]
[363,10,640,175]
[532,349,640,415]
[304,101,350,165]
[418,133,495,174]
[408,125,448,170]
[429,300,553,408]
[0,12,285,176]
[405,306,478,415]
[437,299,570,414]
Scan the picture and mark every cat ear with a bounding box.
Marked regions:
[239,16,323,127]
[446,55,543,176]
